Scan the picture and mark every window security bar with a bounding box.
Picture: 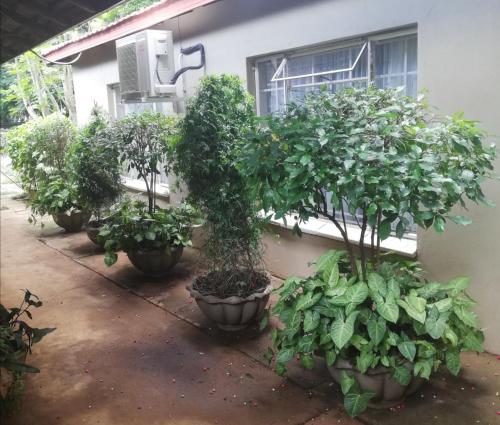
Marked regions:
[270,42,367,83]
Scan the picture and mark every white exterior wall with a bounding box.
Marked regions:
[71,0,500,352]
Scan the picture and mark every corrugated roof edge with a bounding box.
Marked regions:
[43,0,219,61]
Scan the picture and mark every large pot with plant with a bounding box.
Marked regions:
[6,114,91,231]
[70,106,122,246]
[99,199,193,276]
[98,111,193,277]
[239,86,496,417]
[173,75,271,331]
[0,290,55,416]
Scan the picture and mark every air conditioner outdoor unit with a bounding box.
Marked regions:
[116,29,176,101]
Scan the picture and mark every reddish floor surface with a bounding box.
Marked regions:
[1,194,499,425]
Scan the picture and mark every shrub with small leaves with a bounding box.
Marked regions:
[268,250,484,417]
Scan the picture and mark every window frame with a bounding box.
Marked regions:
[253,28,417,115]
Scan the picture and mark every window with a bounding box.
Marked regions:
[253,31,418,235]
[107,83,171,185]
[255,32,417,115]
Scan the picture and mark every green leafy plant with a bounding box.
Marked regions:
[239,86,496,280]
[239,86,496,416]
[5,114,76,194]
[69,105,122,220]
[269,250,484,417]
[112,110,176,214]
[99,199,194,266]
[0,290,55,413]
[172,74,268,297]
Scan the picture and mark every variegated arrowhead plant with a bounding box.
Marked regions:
[267,250,484,417]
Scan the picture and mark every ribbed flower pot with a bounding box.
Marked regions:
[327,358,424,408]
[187,277,272,331]
[86,219,106,247]
[126,246,183,277]
[52,210,89,232]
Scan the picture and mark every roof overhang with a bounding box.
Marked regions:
[1,0,123,63]
[43,0,220,62]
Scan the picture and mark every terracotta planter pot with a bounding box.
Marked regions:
[52,210,89,232]
[86,219,106,247]
[126,245,183,277]
[327,358,424,408]
[187,276,272,331]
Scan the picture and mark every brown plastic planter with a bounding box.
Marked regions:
[53,210,89,232]
[126,246,183,277]
[328,358,424,408]
[187,278,272,331]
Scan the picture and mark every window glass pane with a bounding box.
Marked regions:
[374,34,418,97]
[257,60,285,115]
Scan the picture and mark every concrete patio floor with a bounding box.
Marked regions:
[1,190,499,424]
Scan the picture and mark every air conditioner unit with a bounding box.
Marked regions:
[116,30,176,101]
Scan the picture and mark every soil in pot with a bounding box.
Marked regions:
[53,210,89,232]
[188,270,272,331]
[327,358,424,409]
[126,245,183,277]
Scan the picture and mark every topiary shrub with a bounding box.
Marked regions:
[173,74,267,298]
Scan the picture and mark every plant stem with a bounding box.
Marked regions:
[359,211,368,281]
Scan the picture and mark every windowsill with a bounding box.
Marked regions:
[121,177,169,200]
[265,213,417,258]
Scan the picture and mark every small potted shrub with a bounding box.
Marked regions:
[239,86,496,416]
[70,106,122,245]
[100,199,194,276]
[99,110,192,276]
[173,75,271,331]
[29,173,89,232]
[0,290,55,414]
[6,113,89,231]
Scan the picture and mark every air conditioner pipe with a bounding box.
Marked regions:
[169,43,205,84]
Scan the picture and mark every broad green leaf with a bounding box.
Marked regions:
[448,215,472,226]
[429,298,453,313]
[379,220,392,241]
[0,361,40,373]
[296,292,322,311]
[445,349,461,376]
[145,231,156,241]
[442,276,470,295]
[276,348,295,363]
[275,362,287,376]
[425,307,448,339]
[367,316,386,345]
[346,281,369,305]
[301,354,315,369]
[414,359,432,379]
[453,305,477,327]
[376,296,399,323]
[397,340,416,362]
[356,350,374,374]
[315,250,343,274]
[344,391,374,418]
[303,310,321,332]
[463,331,484,352]
[367,272,387,297]
[104,251,118,267]
[326,263,340,288]
[325,350,336,367]
[340,371,355,395]
[398,292,427,324]
[331,311,359,349]
[433,216,446,233]
[443,326,458,346]
[393,365,411,385]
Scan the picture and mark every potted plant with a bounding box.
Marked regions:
[70,106,122,245]
[0,290,55,415]
[99,199,194,276]
[173,75,271,331]
[99,110,192,276]
[6,114,75,200]
[239,86,496,416]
